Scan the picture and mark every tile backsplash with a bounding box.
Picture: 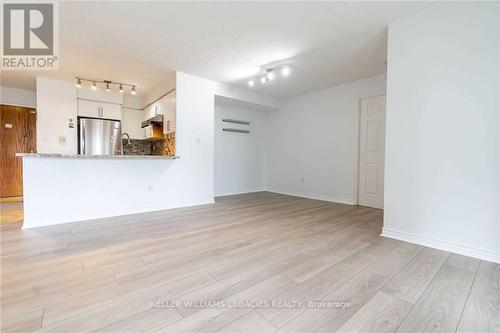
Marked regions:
[152,133,176,156]
[122,133,175,156]
[122,139,152,155]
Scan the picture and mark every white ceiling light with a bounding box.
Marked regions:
[245,65,291,89]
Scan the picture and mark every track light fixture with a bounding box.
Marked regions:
[247,64,292,88]
[76,78,138,95]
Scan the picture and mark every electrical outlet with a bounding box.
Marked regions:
[58,136,67,144]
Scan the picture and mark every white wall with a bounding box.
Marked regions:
[23,72,216,227]
[383,2,500,263]
[121,95,143,139]
[121,108,143,139]
[267,74,386,204]
[215,83,282,111]
[36,77,78,154]
[0,86,36,108]
[122,96,142,110]
[214,101,269,196]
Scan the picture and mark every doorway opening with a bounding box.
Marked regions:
[357,94,386,209]
[0,104,36,225]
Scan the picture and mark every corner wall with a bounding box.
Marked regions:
[214,102,269,196]
[36,77,78,154]
[383,2,500,263]
[267,74,387,204]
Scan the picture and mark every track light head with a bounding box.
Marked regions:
[119,84,123,93]
[281,66,291,76]
[91,81,97,90]
[131,86,137,95]
[266,68,274,80]
[76,78,82,88]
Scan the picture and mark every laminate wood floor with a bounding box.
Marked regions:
[0,197,23,225]
[0,192,498,333]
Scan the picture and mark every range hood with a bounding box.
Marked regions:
[141,114,163,128]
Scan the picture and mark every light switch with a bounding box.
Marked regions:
[59,136,67,144]
[4,123,13,128]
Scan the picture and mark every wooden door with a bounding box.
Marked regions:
[0,105,36,197]
[358,95,386,209]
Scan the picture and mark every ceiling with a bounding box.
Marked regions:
[1,1,435,99]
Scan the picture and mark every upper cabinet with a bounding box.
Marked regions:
[78,100,121,120]
[143,102,163,121]
[163,91,176,134]
[141,90,176,134]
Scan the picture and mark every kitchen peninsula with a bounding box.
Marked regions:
[18,73,216,230]
[17,152,181,229]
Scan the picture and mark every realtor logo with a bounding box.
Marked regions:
[1,2,59,69]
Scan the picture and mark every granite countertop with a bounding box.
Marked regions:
[16,153,179,160]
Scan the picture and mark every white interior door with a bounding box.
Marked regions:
[358,95,386,209]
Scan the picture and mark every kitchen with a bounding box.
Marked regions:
[12,75,181,228]
[63,78,176,158]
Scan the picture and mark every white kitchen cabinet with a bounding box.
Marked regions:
[121,108,142,139]
[77,100,122,120]
[102,103,122,120]
[77,100,100,118]
[163,91,176,133]
[142,102,162,121]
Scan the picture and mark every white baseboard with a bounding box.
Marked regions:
[268,189,355,205]
[381,228,500,264]
[214,188,268,197]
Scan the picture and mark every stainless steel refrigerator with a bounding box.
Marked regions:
[78,117,122,155]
